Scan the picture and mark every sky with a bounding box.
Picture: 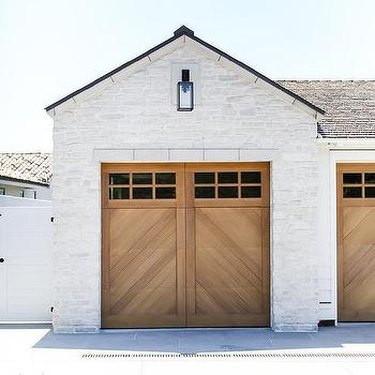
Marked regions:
[1,0,375,152]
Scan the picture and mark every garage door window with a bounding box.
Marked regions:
[109,172,176,200]
[194,171,262,199]
[343,172,375,198]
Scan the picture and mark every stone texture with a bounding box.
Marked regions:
[52,42,320,332]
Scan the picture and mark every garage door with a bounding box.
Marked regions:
[338,164,375,321]
[102,163,269,328]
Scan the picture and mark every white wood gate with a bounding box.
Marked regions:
[0,206,52,322]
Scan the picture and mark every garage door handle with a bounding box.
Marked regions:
[0,258,4,263]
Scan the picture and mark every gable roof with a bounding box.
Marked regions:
[278,80,375,138]
[45,26,324,116]
[0,153,52,186]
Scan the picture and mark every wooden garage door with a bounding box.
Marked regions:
[102,163,270,328]
[338,164,375,321]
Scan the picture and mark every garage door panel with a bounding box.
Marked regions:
[196,246,261,289]
[196,285,262,314]
[338,164,375,321]
[191,206,269,325]
[103,206,183,327]
[110,250,176,315]
[109,209,175,271]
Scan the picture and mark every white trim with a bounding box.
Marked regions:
[93,148,279,163]
[318,139,375,148]
[329,150,375,323]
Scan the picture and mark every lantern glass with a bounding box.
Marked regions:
[178,81,194,111]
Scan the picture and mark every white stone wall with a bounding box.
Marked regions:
[52,42,321,332]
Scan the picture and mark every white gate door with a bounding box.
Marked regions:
[0,207,52,321]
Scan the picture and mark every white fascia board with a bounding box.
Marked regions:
[0,179,47,189]
[318,138,375,149]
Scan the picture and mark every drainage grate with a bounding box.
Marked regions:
[82,352,375,359]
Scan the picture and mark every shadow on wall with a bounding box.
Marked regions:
[30,325,375,353]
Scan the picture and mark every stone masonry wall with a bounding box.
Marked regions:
[52,43,320,332]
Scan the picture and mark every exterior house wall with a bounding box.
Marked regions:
[52,43,321,332]
[0,180,51,200]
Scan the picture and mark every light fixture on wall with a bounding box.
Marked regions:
[177,69,193,111]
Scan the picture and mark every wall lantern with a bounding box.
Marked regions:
[177,69,194,111]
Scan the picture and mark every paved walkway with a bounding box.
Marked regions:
[1,323,375,374]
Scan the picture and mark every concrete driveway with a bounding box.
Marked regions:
[1,323,375,374]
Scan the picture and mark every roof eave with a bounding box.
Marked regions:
[0,175,50,187]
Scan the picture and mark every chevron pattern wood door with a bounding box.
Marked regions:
[187,207,270,326]
[102,163,270,328]
[338,164,375,322]
[102,164,186,328]
[185,163,270,327]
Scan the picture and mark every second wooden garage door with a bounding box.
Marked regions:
[337,164,375,321]
[102,163,270,328]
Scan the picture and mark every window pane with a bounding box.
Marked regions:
[195,186,215,198]
[241,186,261,198]
[195,173,215,184]
[132,173,152,185]
[218,186,238,198]
[343,173,362,184]
[365,173,375,184]
[133,187,152,199]
[155,173,176,185]
[109,187,129,199]
[218,172,238,184]
[343,187,362,198]
[156,187,176,199]
[365,187,375,198]
[109,173,129,185]
[241,172,261,184]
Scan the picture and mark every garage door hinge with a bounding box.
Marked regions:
[50,217,54,223]
[50,306,54,312]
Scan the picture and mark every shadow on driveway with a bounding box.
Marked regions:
[31,324,375,353]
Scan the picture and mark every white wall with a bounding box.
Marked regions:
[0,179,51,200]
[51,40,320,332]
[0,195,52,207]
